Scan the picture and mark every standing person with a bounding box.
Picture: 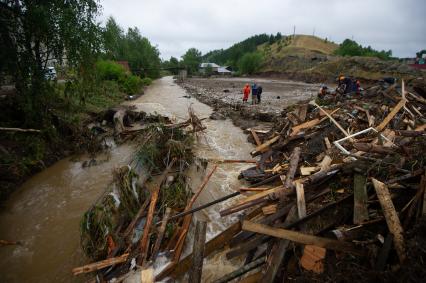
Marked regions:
[251,83,258,105]
[242,84,250,103]
[257,85,263,104]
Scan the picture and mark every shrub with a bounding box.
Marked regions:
[141,77,152,86]
[334,39,392,60]
[96,60,126,81]
[121,75,142,94]
[238,52,263,75]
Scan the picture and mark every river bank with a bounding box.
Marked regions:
[0,76,256,282]
[178,77,318,130]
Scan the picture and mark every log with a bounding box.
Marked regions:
[353,173,369,224]
[242,221,362,255]
[213,257,265,283]
[189,220,207,283]
[0,127,41,133]
[173,165,217,262]
[371,178,406,263]
[72,253,129,275]
[376,98,407,132]
[138,159,176,264]
[151,207,172,262]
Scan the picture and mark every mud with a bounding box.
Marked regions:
[178,77,319,129]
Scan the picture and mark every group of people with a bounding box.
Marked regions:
[318,75,361,99]
[242,83,263,104]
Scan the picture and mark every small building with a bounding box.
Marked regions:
[199,63,232,75]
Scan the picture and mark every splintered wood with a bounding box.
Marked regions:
[372,178,406,263]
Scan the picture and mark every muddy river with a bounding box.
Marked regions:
[0,76,255,282]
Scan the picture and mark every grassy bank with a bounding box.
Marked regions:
[0,78,142,201]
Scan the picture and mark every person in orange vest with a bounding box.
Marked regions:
[242,84,250,103]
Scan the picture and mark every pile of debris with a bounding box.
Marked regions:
[154,79,426,282]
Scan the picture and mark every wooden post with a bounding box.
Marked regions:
[275,147,301,201]
[189,220,207,283]
[295,181,306,218]
[372,178,406,263]
[151,207,172,262]
[353,173,369,224]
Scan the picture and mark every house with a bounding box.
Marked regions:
[199,63,232,75]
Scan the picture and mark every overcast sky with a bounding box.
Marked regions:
[99,0,425,60]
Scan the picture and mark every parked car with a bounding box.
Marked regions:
[45,66,57,80]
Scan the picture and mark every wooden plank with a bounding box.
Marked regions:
[296,182,306,218]
[353,173,369,224]
[291,118,321,136]
[372,178,406,263]
[262,204,277,215]
[311,102,350,137]
[376,99,407,132]
[72,253,129,275]
[324,137,331,150]
[298,104,308,122]
[242,221,362,255]
[251,136,280,156]
[319,155,332,171]
[250,129,262,146]
[189,220,207,283]
[300,166,317,176]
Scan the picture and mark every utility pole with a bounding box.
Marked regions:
[293,25,296,38]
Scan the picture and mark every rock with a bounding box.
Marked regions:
[223,89,230,93]
[210,111,226,120]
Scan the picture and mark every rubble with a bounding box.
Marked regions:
[73,77,426,282]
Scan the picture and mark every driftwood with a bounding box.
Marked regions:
[188,220,207,283]
[0,127,41,133]
[72,253,129,275]
[155,208,262,280]
[250,136,280,156]
[276,147,301,201]
[151,207,171,262]
[138,159,176,264]
[173,165,217,263]
[372,178,406,263]
[242,221,362,255]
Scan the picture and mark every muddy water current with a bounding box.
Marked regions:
[0,76,255,282]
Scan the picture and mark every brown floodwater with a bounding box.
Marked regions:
[0,76,255,283]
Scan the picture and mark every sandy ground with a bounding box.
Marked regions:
[180,77,320,115]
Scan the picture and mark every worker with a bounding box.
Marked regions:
[257,85,263,104]
[318,84,329,98]
[251,83,258,104]
[242,84,250,103]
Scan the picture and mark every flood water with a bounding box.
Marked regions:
[0,76,255,282]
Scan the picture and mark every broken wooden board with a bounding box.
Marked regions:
[72,253,129,275]
[242,221,362,255]
[372,178,406,263]
[250,136,280,156]
[300,166,317,176]
[300,245,326,273]
[376,98,407,132]
[353,173,369,224]
[262,204,277,215]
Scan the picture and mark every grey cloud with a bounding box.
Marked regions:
[99,0,426,59]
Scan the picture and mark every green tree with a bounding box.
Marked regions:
[0,0,101,126]
[181,48,202,74]
[334,39,392,60]
[238,52,263,75]
[103,17,125,60]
